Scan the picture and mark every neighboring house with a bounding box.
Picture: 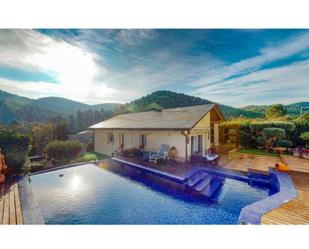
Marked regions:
[90,104,224,162]
[68,130,94,152]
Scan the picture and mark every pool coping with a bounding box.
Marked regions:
[237,168,298,224]
[17,176,45,224]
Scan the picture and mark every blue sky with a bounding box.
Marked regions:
[0,29,309,107]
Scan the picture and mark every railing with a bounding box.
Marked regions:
[113,144,124,156]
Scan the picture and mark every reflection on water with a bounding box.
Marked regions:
[69,175,82,193]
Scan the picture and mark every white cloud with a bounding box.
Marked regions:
[0,77,122,104]
[0,29,112,101]
[116,29,156,46]
[190,31,309,87]
[193,59,309,107]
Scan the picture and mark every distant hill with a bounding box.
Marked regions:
[241,102,309,116]
[0,90,122,124]
[30,97,122,115]
[0,90,32,110]
[124,90,262,118]
[0,89,308,125]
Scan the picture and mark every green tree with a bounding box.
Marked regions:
[32,123,55,154]
[262,127,285,151]
[0,127,31,173]
[300,132,309,148]
[265,104,287,119]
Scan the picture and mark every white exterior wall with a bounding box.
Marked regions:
[188,112,211,157]
[94,129,187,161]
[93,111,220,162]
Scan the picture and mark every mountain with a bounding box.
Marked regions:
[124,90,262,118]
[0,90,32,110]
[286,102,309,115]
[30,97,90,115]
[0,90,122,124]
[241,102,309,116]
[0,89,308,125]
[30,97,122,115]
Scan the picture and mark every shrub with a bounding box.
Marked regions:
[262,128,286,139]
[0,127,31,173]
[239,123,256,148]
[262,128,285,151]
[300,132,309,147]
[250,121,295,133]
[45,140,82,161]
[255,136,266,147]
[86,142,94,152]
[275,139,293,148]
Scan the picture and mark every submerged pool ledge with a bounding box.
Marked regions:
[237,169,298,225]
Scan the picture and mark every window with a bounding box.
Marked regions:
[107,132,114,145]
[140,134,147,149]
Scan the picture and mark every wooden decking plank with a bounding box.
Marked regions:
[0,183,5,224]
[2,181,10,224]
[14,181,23,224]
[9,180,16,224]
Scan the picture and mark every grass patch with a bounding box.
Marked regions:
[238,148,280,157]
[70,151,109,164]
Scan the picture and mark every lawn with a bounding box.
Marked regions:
[70,151,109,164]
[238,148,281,157]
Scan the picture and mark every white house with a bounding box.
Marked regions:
[90,104,224,162]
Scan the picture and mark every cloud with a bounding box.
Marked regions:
[116,29,156,46]
[193,59,309,107]
[190,31,309,87]
[1,29,309,106]
[0,77,123,104]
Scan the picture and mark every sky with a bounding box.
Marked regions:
[0,29,309,107]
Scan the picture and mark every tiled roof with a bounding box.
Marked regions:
[90,104,220,130]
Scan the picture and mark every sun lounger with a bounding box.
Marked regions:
[148,144,169,164]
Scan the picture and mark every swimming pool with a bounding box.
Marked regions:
[28,162,272,224]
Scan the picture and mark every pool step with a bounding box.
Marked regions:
[248,172,270,186]
[186,172,210,187]
[201,177,224,198]
[192,175,212,192]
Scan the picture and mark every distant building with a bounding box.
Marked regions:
[69,130,93,152]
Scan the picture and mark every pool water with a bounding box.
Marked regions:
[29,163,270,224]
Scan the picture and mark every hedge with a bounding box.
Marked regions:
[275,139,293,148]
[45,140,82,161]
[250,121,295,133]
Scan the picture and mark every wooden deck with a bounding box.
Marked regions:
[219,154,309,224]
[0,179,23,225]
[280,155,309,173]
[261,172,309,224]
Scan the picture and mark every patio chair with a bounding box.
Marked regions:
[148,144,169,164]
[202,148,220,165]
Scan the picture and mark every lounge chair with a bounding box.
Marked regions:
[148,144,169,164]
[202,148,220,165]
